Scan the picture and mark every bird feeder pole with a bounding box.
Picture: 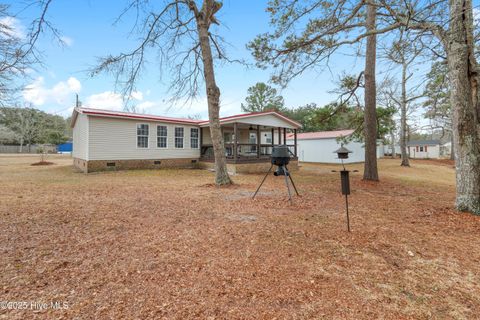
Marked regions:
[333,146,354,232]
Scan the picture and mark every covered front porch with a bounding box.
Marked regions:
[197,111,301,173]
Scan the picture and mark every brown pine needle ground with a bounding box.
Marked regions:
[0,155,478,319]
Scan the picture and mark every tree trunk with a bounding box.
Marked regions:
[450,134,455,160]
[390,130,395,159]
[400,61,410,166]
[196,16,232,185]
[447,0,480,214]
[363,1,379,181]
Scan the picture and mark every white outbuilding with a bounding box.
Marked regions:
[407,140,441,159]
[287,130,368,164]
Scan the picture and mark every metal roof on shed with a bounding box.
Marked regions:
[287,129,354,140]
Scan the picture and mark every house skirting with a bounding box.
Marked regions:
[74,158,298,174]
[73,158,200,173]
[198,160,298,175]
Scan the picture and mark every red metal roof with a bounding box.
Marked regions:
[74,107,301,128]
[287,129,355,140]
[76,107,202,125]
[198,110,302,128]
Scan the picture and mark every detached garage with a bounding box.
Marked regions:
[287,130,370,164]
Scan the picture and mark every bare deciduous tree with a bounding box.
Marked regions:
[380,28,425,166]
[93,0,233,185]
[378,0,480,213]
[0,0,57,104]
[248,0,407,181]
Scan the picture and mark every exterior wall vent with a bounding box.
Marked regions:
[191,159,198,163]
[106,162,116,167]
[154,160,161,165]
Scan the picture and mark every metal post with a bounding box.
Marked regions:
[283,165,292,202]
[233,122,238,164]
[287,168,300,196]
[345,194,350,232]
[199,127,203,159]
[271,128,274,155]
[256,125,260,158]
[294,129,297,157]
[252,164,274,199]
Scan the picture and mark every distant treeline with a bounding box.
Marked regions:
[0,107,71,148]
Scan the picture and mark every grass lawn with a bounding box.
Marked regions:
[0,155,479,319]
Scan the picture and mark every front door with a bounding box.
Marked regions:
[249,132,257,153]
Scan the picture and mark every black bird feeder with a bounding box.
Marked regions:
[335,146,352,160]
[252,145,299,201]
[333,146,356,232]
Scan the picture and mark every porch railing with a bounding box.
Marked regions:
[200,143,296,162]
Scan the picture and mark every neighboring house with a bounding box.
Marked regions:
[286,129,377,164]
[383,144,401,157]
[71,107,301,174]
[407,140,441,159]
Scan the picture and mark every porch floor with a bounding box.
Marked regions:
[199,156,298,164]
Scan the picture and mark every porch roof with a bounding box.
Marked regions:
[198,111,301,129]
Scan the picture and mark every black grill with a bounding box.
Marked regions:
[253,145,299,201]
[271,145,290,166]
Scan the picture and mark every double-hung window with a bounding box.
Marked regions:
[175,127,184,148]
[137,124,149,148]
[190,128,199,149]
[157,125,167,148]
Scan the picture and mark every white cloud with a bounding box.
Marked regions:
[23,76,82,106]
[60,36,74,47]
[86,91,124,110]
[67,77,81,92]
[0,16,25,40]
[130,91,143,101]
[135,96,210,118]
[85,90,150,111]
[474,8,480,24]
[136,101,155,110]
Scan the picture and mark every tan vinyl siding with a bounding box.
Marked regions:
[201,127,212,145]
[88,116,200,160]
[72,113,89,160]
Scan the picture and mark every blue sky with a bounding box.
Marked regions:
[5,0,370,119]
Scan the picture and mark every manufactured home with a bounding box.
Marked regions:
[71,107,301,174]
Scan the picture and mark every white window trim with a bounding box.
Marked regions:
[174,126,185,149]
[156,125,168,149]
[136,123,149,149]
[190,128,199,149]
